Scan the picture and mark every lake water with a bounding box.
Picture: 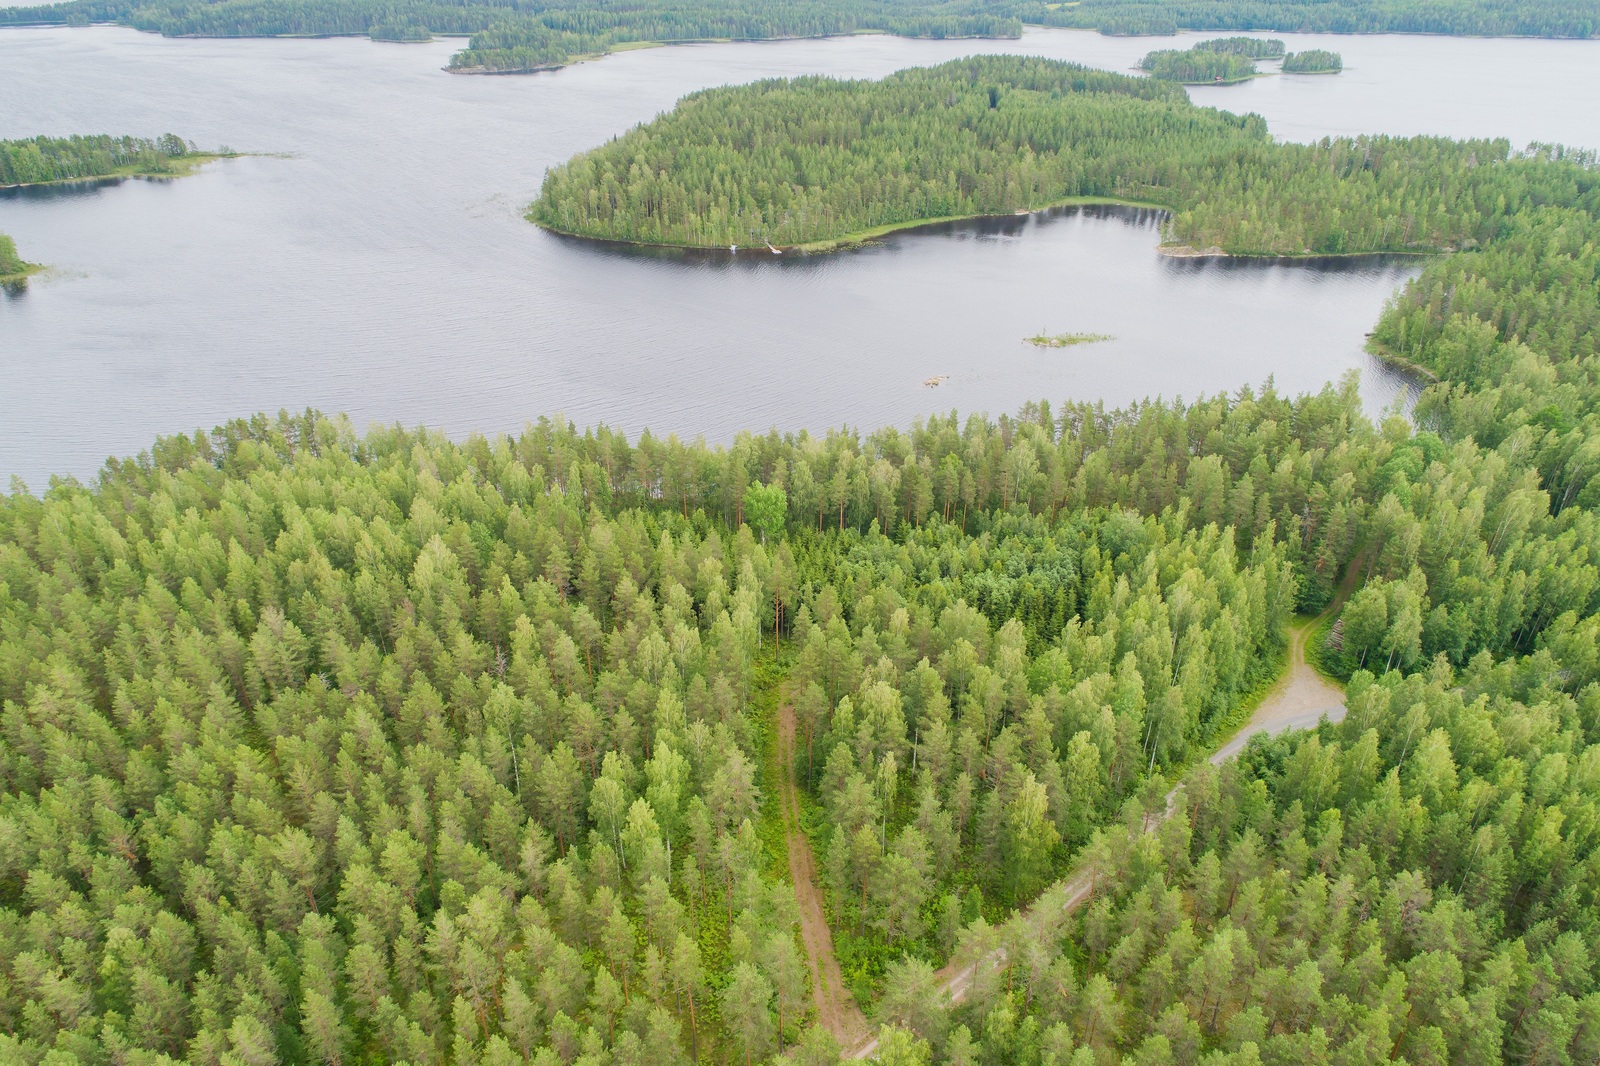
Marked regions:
[4,26,1600,486]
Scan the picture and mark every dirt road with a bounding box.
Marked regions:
[1209,619,1346,763]
[844,613,1349,1059]
[777,696,871,1051]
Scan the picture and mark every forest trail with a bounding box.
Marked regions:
[777,693,872,1051]
[846,580,1359,1059]
[1208,561,1359,763]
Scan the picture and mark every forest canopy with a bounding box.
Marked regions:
[530,55,1600,255]
[1,0,1596,73]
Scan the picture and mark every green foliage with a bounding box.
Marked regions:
[745,482,789,546]
[923,654,1600,1064]
[0,233,26,277]
[1025,333,1114,348]
[0,133,196,186]
[1137,46,1257,82]
[1192,35,1285,58]
[1282,48,1343,72]
[532,55,1600,255]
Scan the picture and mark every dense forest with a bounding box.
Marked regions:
[7,10,1600,1066]
[7,112,1600,1059]
[1281,49,1342,73]
[530,56,1600,255]
[1136,46,1257,83]
[2,0,1597,73]
[0,134,203,187]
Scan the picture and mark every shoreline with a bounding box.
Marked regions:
[533,202,1448,262]
[1158,242,1439,261]
[531,196,1169,254]
[1364,338,1441,382]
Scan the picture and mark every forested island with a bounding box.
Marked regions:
[0,133,224,187]
[0,0,1596,74]
[531,56,1598,256]
[1192,35,1285,58]
[1137,46,1257,83]
[4,124,1600,1061]
[1282,48,1344,73]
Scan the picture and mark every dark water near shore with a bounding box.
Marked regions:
[3,27,1599,485]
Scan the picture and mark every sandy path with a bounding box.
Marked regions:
[777,696,871,1050]
[1209,620,1346,763]
[846,611,1351,1059]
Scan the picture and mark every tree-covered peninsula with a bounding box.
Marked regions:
[0,134,223,187]
[1,0,1596,74]
[1137,46,1258,83]
[1282,48,1344,73]
[531,56,1599,255]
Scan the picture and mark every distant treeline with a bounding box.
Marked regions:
[1,0,1596,73]
[531,56,1600,256]
[0,0,1023,73]
[1029,0,1600,37]
[0,133,195,186]
[1282,48,1343,72]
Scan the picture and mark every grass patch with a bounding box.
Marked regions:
[1025,331,1114,348]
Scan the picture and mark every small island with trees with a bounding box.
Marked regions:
[1282,48,1345,73]
[1137,46,1258,84]
[0,133,232,188]
[1192,35,1285,58]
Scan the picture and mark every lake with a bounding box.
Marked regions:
[4,26,1599,485]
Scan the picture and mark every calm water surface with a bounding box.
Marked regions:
[4,27,1600,484]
